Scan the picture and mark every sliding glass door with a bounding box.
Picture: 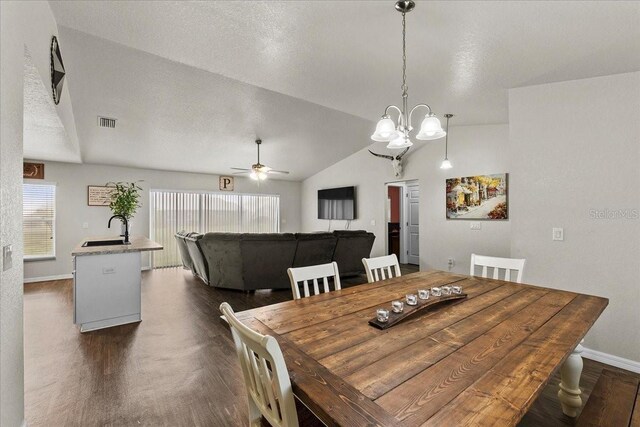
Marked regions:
[150,190,280,268]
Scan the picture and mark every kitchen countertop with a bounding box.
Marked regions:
[72,236,163,256]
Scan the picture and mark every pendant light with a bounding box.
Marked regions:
[440,113,453,169]
[371,0,446,150]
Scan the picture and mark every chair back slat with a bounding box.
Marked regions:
[362,254,402,283]
[470,253,526,283]
[287,262,341,300]
[220,303,299,427]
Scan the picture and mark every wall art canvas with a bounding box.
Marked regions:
[446,173,508,219]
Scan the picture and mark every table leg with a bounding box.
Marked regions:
[558,339,584,417]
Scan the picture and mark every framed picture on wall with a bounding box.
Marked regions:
[446,173,508,219]
[87,185,115,206]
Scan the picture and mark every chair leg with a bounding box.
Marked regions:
[558,340,584,417]
[248,398,262,427]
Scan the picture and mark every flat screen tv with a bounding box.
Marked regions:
[318,186,356,220]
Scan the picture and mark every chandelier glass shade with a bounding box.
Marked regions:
[372,1,445,149]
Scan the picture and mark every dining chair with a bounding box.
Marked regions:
[362,254,401,283]
[469,253,526,283]
[219,302,299,427]
[287,262,341,300]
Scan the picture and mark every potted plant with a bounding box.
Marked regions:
[107,181,142,235]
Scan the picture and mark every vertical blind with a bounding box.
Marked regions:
[150,190,280,268]
[23,183,56,259]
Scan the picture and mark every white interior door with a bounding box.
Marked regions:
[406,183,420,265]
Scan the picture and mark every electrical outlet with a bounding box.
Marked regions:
[82,222,89,229]
[2,245,13,271]
[447,258,455,270]
[470,222,482,230]
[552,228,564,241]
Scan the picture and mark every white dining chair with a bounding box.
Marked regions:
[362,254,401,283]
[220,302,299,427]
[287,262,341,300]
[469,253,526,283]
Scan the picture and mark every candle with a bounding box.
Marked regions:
[406,294,418,306]
[377,308,390,323]
[418,289,430,300]
[392,300,404,313]
[431,287,442,297]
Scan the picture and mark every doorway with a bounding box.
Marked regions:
[385,180,420,266]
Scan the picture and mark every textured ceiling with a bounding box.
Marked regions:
[50,1,640,126]
[56,27,373,181]
[23,47,80,163]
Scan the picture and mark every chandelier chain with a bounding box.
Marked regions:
[401,12,407,96]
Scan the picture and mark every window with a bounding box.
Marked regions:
[23,183,56,260]
[150,190,280,268]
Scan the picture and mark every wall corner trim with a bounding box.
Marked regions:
[582,346,640,374]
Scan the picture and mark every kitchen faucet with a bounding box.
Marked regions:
[108,215,130,244]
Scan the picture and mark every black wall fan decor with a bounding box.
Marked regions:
[50,36,65,105]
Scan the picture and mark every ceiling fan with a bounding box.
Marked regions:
[231,139,290,180]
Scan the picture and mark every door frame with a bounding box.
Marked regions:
[384,179,418,265]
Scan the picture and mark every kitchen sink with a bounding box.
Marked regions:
[82,239,126,247]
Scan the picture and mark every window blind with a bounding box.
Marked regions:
[150,190,280,268]
[23,183,56,259]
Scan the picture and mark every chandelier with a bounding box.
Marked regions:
[371,0,445,149]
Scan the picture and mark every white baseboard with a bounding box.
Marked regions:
[24,274,73,283]
[25,267,153,284]
[582,346,640,373]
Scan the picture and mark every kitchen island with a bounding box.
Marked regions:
[72,236,163,332]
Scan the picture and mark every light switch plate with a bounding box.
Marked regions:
[470,222,482,230]
[82,222,89,229]
[3,245,13,271]
[552,228,564,241]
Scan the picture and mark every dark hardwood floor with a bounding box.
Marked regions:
[24,266,627,426]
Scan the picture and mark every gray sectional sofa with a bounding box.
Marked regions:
[175,230,375,290]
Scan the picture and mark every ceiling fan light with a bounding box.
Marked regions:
[371,116,399,142]
[249,171,259,180]
[416,115,446,140]
[386,133,413,149]
[258,171,268,180]
[440,159,452,169]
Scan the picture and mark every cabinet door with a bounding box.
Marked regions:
[75,252,141,324]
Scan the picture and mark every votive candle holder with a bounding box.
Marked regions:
[406,294,418,306]
[418,289,430,300]
[392,300,404,313]
[431,287,442,297]
[377,308,390,323]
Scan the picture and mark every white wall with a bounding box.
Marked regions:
[24,161,302,280]
[509,72,640,362]
[302,124,511,274]
[0,2,73,425]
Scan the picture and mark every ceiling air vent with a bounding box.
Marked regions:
[97,116,117,128]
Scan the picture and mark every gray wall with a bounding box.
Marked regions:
[24,161,302,280]
[509,72,640,362]
[302,124,512,274]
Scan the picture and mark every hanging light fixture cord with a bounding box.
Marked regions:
[445,115,449,159]
[401,11,408,131]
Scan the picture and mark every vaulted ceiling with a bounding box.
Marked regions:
[40,1,640,179]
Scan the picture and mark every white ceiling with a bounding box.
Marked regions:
[43,1,640,179]
[55,27,373,181]
[50,1,640,126]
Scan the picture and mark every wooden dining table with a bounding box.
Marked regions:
[237,270,608,426]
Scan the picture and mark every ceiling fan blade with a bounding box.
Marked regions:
[268,170,290,175]
[232,171,250,175]
[230,167,251,171]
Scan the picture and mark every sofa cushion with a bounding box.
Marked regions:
[293,233,338,268]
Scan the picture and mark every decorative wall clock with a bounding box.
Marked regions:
[50,36,65,105]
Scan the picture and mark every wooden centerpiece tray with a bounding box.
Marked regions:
[369,293,468,330]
